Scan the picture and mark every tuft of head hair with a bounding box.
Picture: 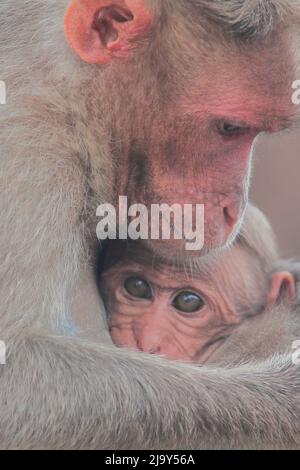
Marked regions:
[195,0,300,39]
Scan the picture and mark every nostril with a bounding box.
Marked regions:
[223,206,237,229]
[136,336,161,354]
[148,347,160,355]
[138,344,160,354]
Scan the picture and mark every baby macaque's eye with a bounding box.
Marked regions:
[172,291,205,314]
[124,276,152,300]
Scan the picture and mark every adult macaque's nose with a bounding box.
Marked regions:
[222,200,240,238]
[205,197,243,248]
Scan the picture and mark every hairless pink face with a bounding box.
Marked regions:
[107,275,238,363]
[100,259,243,363]
[102,266,297,362]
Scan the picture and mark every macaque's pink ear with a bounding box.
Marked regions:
[268,272,296,307]
[64,0,152,64]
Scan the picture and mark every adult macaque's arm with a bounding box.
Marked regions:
[1,333,299,449]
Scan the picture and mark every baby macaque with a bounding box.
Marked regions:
[99,206,296,364]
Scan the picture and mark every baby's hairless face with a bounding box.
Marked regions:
[100,261,243,363]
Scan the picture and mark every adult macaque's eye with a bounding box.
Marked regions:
[172,291,205,314]
[217,121,250,137]
[124,276,152,300]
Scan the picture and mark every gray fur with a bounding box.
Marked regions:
[190,0,300,38]
[0,0,300,450]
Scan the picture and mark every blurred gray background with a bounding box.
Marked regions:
[251,129,300,258]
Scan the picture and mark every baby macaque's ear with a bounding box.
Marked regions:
[268,271,296,307]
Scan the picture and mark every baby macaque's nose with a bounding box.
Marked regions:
[136,332,161,354]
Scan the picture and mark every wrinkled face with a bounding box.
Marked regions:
[100,260,242,363]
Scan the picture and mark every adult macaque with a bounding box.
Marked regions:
[99,206,296,363]
[0,0,300,450]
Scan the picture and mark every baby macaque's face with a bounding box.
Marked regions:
[98,207,297,364]
[100,261,243,363]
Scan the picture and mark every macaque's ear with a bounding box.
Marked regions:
[64,0,152,64]
[268,272,296,307]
